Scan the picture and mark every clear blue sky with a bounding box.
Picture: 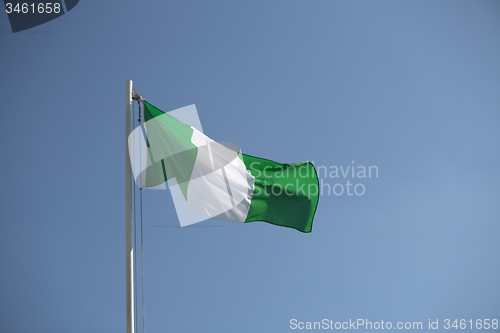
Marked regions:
[1,1,499,332]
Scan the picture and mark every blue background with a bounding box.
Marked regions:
[1,1,499,332]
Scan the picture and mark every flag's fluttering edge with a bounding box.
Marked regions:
[128,101,319,232]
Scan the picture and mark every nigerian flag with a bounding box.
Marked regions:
[128,101,319,233]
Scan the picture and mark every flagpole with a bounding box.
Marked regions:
[125,80,135,333]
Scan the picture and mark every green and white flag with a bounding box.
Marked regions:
[128,101,319,232]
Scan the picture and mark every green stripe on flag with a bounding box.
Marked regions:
[241,154,319,233]
[142,101,198,199]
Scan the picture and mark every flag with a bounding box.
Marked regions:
[128,101,319,233]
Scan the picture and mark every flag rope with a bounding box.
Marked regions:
[133,100,138,333]
[138,100,146,333]
[140,188,145,333]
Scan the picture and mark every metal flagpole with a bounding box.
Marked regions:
[125,80,135,333]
